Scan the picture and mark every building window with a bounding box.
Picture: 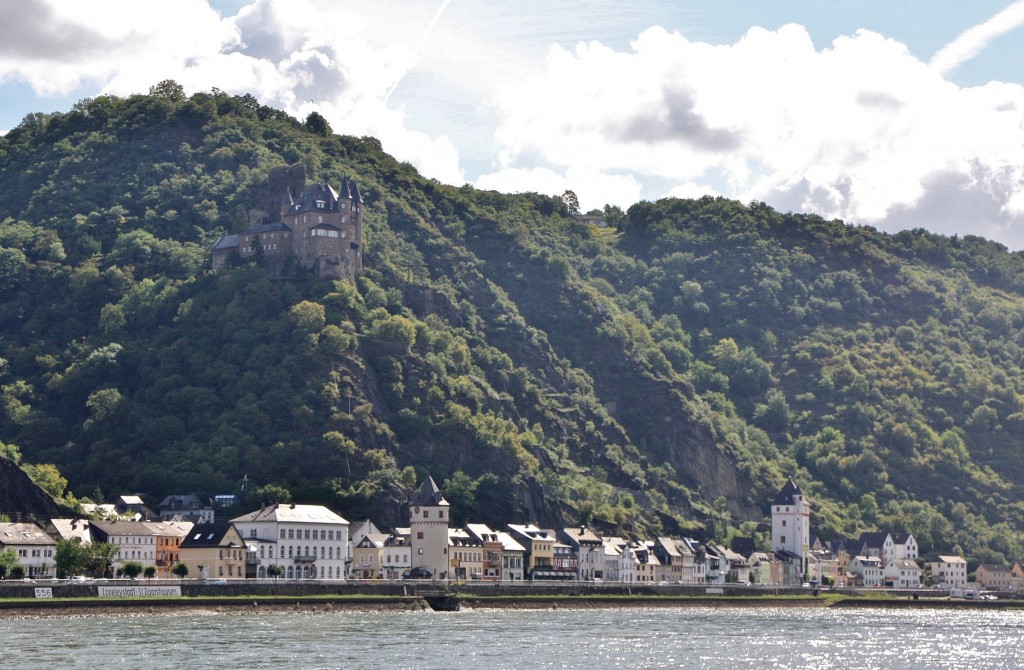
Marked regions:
[781,536,786,544]
[417,532,424,539]
[423,511,428,518]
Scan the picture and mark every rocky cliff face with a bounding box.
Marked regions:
[0,457,62,520]
[466,244,762,524]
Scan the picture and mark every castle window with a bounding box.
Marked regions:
[318,215,323,224]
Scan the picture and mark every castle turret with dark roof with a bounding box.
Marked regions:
[771,477,810,582]
[211,163,363,280]
[772,478,804,506]
[409,476,449,579]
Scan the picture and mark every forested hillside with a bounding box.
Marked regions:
[3,83,1024,563]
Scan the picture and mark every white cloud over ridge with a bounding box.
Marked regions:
[931,0,1024,75]
[0,0,465,184]
[482,23,1024,246]
[3,1,1024,248]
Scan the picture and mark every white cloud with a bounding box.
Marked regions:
[931,1,1024,75]
[668,182,720,200]
[0,0,238,95]
[0,0,465,184]
[475,165,643,212]
[486,24,1024,246]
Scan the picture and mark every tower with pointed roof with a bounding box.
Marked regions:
[282,176,363,280]
[212,164,363,281]
[771,477,810,574]
[409,476,450,579]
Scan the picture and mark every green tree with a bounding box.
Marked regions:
[121,561,143,579]
[562,190,581,216]
[0,549,22,579]
[267,564,284,578]
[149,79,186,101]
[305,111,332,136]
[21,462,68,499]
[253,484,292,505]
[88,542,120,578]
[171,562,189,579]
[442,470,479,525]
[290,300,326,331]
[55,537,90,578]
[144,565,157,579]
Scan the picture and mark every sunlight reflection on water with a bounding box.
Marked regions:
[6,605,1024,669]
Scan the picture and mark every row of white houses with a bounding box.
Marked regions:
[2,478,1013,589]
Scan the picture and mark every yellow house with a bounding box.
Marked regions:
[507,524,556,580]
[178,523,246,580]
[352,533,388,579]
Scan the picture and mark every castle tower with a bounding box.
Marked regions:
[281,176,363,281]
[409,476,450,579]
[771,478,809,570]
[266,163,306,224]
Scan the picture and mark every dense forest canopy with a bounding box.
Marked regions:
[3,83,1024,566]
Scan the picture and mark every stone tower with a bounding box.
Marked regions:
[771,478,809,569]
[211,164,364,281]
[282,176,363,281]
[409,477,450,579]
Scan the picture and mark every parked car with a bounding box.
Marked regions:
[403,567,433,579]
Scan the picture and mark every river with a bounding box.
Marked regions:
[7,605,1023,669]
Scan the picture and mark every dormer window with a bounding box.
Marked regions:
[316,200,325,209]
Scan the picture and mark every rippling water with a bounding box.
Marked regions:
[8,606,1024,669]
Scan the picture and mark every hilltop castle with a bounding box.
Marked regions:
[211,163,363,280]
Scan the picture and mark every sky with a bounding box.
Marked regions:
[2,1,1024,248]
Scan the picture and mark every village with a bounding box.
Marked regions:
[0,477,1015,596]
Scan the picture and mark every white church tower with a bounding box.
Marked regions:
[772,478,810,574]
[409,476,450,579]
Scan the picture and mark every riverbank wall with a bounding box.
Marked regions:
[0,580,842,600]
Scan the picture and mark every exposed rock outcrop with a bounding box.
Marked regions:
[0,457,62,520]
